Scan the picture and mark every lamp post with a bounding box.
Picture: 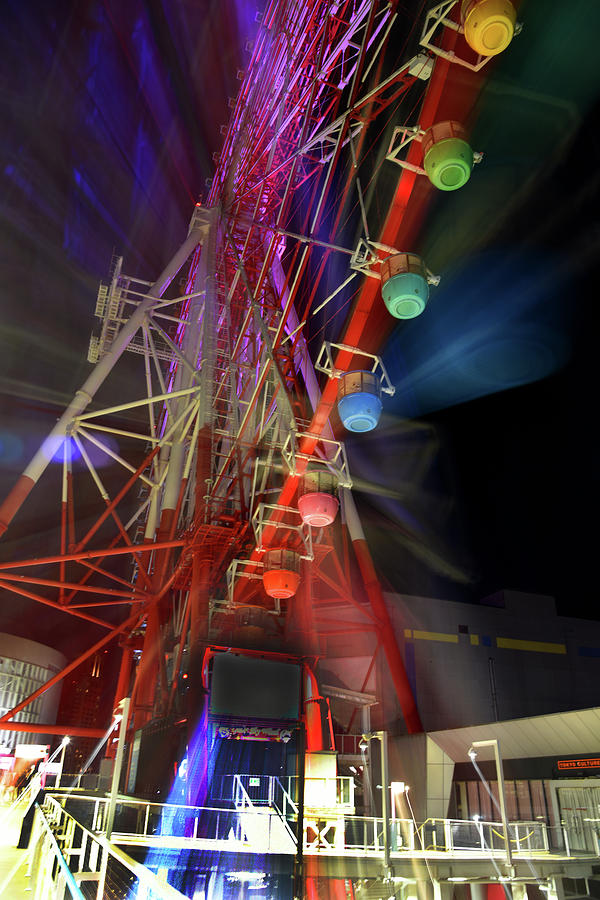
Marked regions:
[360,731,391,870]
[105,697,131,841]
[55,736,70,789]
[468,738,512,868]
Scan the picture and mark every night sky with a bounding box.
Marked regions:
[1,0,599,661]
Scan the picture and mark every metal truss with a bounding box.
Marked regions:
[0,0,477,743]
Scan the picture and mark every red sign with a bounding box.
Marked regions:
[557,758,600,770]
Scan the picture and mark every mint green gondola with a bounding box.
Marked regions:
[381,253,429,319]
[423,121,473,191]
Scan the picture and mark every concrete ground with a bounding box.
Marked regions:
[0,800,33,898]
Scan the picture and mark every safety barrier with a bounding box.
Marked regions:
[43,792,600,861]
[27,797,189,900]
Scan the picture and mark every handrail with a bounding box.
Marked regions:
[95,834,189,900]
[34,803,86,900]
[232,773,254,810]
[45,792,600,860]
[272,775,299,817]
[270,776,299,845]
[41,796,190,898]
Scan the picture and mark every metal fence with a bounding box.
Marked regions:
[28,796,189,900]
[42,791,600,860]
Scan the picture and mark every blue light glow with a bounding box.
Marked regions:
[384,249,573,416]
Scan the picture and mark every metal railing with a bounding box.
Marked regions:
[335,733,365,756]
[414,818,548,853]
[43,771,111,793]
[546,823,600,856]
[29,796,189,900]
[209,772,352,812]
[285,775,354,810]
[14,793,600,900]
[44,791,600,861]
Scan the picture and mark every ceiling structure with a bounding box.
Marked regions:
[429,707,600,762]
[0,0,598,676]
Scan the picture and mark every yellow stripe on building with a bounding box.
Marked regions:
[412,630,459,644]
[470,634,479,645]
[496,637,566,654]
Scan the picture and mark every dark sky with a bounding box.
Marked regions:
[0,0,260,652]
[353,82,599,617]
[426,99,598,617]
[1,0,599,660]
[346,2,600,619]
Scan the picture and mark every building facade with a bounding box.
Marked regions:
[0,633,66,751]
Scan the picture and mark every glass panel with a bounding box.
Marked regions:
[529,780,548,823]
[543,780,557,826]
[504,780,518,820]
[467,780,480,819]
[478,780,492,821]
[516,780,532,820]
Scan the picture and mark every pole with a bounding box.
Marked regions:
[346,491,422,734]
[105,697,131,841]
[470,738,512,868]
[55,739,68,789]
[293,722,306,900]
[363,731,391,871]
[378,731,391,871]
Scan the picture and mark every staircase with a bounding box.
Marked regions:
[219,774,298,854]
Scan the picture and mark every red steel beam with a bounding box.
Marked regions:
[252,43,466,734]
[0,722,106,738]
[0,539,185,571]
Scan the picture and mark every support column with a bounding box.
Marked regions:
[470,885,486,900]
[510,885,527,900]
[105,697,130,840]
[132,607,161,731]
[432,883,455,900]
[343,488,422,733]
[546,878,565,900]
[113,643,134,714]
[417,881,453,900]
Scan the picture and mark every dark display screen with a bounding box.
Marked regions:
[209,653,301,721]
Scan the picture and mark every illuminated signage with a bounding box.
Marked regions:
[15,744,49,760]
[557,758,600,771]
[216,725,293,743]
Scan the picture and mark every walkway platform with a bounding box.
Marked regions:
[0,802,32,899]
